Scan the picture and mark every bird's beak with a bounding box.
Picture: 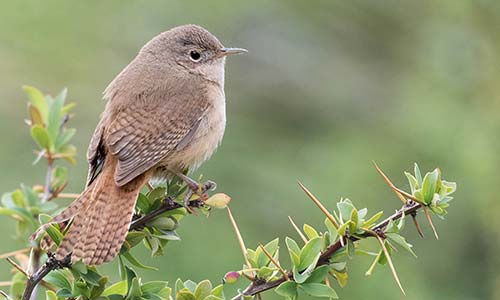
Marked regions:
[220,47,248,56]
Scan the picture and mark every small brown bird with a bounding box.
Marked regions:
[33,24,246,265]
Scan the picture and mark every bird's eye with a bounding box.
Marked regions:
[189,50,201,62]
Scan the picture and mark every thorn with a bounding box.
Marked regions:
[227,207,252,270]
[297,181,339,229]
[0,290,11,300]
[411,213,424,238]
[288,216,308,243]
[422,206,439,240]
[6,258,29,277]
[258,244,289,280]
[372,161,407,204]
[372,233,406,296]
[0,248,30,260]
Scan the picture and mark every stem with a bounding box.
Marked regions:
[22,196,203,300]
[29,156,53,300]
[22,253,71,300]
[237,201,422,297]
[42,157,53,203]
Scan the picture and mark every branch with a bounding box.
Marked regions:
[22,196,204,300]
[238,201,422,297]
[22,253,71,300]
[130,197,205,231]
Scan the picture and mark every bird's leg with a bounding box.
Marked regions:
[175,173,217,212]
[176,172,200,193]
[182,188,196,214]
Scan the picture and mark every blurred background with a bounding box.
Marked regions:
[1,1,499,299]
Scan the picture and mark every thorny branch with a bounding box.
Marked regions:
[21,195,205,300]
[234,201,422,299]
[22,253,71,300]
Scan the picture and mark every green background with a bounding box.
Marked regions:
[1,1,499,299]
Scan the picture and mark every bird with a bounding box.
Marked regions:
[32,24,246,265]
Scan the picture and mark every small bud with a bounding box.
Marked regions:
[223,271,240,284]
[33,185,44,193]
[204,193,231,209]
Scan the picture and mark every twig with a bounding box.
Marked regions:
[23,194,204,300]
[237,201,422,297]
[22,253,71,300]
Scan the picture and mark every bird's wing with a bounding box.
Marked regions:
[103,88,210,186]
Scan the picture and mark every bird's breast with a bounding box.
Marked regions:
[162,87,226,173]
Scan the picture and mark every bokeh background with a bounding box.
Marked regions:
[1,1,499,299]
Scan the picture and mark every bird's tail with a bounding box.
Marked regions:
[32,156,145,265]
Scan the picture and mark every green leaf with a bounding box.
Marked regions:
[45,290,57,300]
[349,208,358,233]
[346,239,355,259]
[123,231,147,251]
[303,224,319,239]
[285,237,300,255]
[175,278,185,295]
[324,218,338,242]
[176,289,196,300]
[275,281,297,299]
[126,277,142,300]
[386,233,417,258]
[141,281,169,294]
[31,125,52,150]
[204,296,223,300]
[194,280,212,300]
[362,211,383,228]
[294,252,320,283]
[299,237,322,270]
[255,238,279,268]
[337,200,354,222]
[414,163,422,185]
[336,221,351,236]
[62,102,76,114]
[421,168,440,204]
[45,223,63,246]
[102,280,128,296]
[184,280,197,292]
[47,89,66,142]
[28,104,44,126]
[23,85,48,123]
[149,217,177,231]
[55,128,76,149]
[299,283,338,299]
[45,270,72,290]
[405,172,419,194]
[79,269,102,286]
[136,193,151,213]
[122,251,158,271]
[211,284,224,298]
[304,265,329,284]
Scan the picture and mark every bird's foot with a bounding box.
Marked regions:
[182,189,197,214]
[176,173,217,213]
